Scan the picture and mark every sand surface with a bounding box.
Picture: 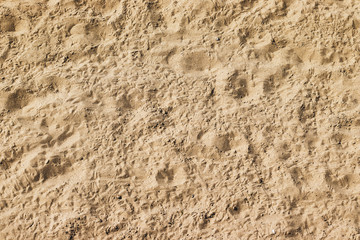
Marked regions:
[1,0,360,239]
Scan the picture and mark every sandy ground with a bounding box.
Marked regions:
[1,0,360,239]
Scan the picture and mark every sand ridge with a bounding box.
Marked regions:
[1,0,360,239]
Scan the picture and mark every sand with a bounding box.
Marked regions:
[1,0,360,239]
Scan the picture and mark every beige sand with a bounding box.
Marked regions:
[1,0,360,239]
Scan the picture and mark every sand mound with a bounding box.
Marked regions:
[1,0,360,239]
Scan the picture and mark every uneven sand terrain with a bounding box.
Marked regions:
[1,0,360,239]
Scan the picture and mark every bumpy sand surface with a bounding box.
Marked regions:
[1,0,360,239]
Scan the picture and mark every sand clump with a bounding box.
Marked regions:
[0,0,360,239]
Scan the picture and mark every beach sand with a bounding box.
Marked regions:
[1,0,360,239]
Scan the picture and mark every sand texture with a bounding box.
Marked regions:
[1,0,360,239]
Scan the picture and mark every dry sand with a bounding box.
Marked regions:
[1,0,360,239]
